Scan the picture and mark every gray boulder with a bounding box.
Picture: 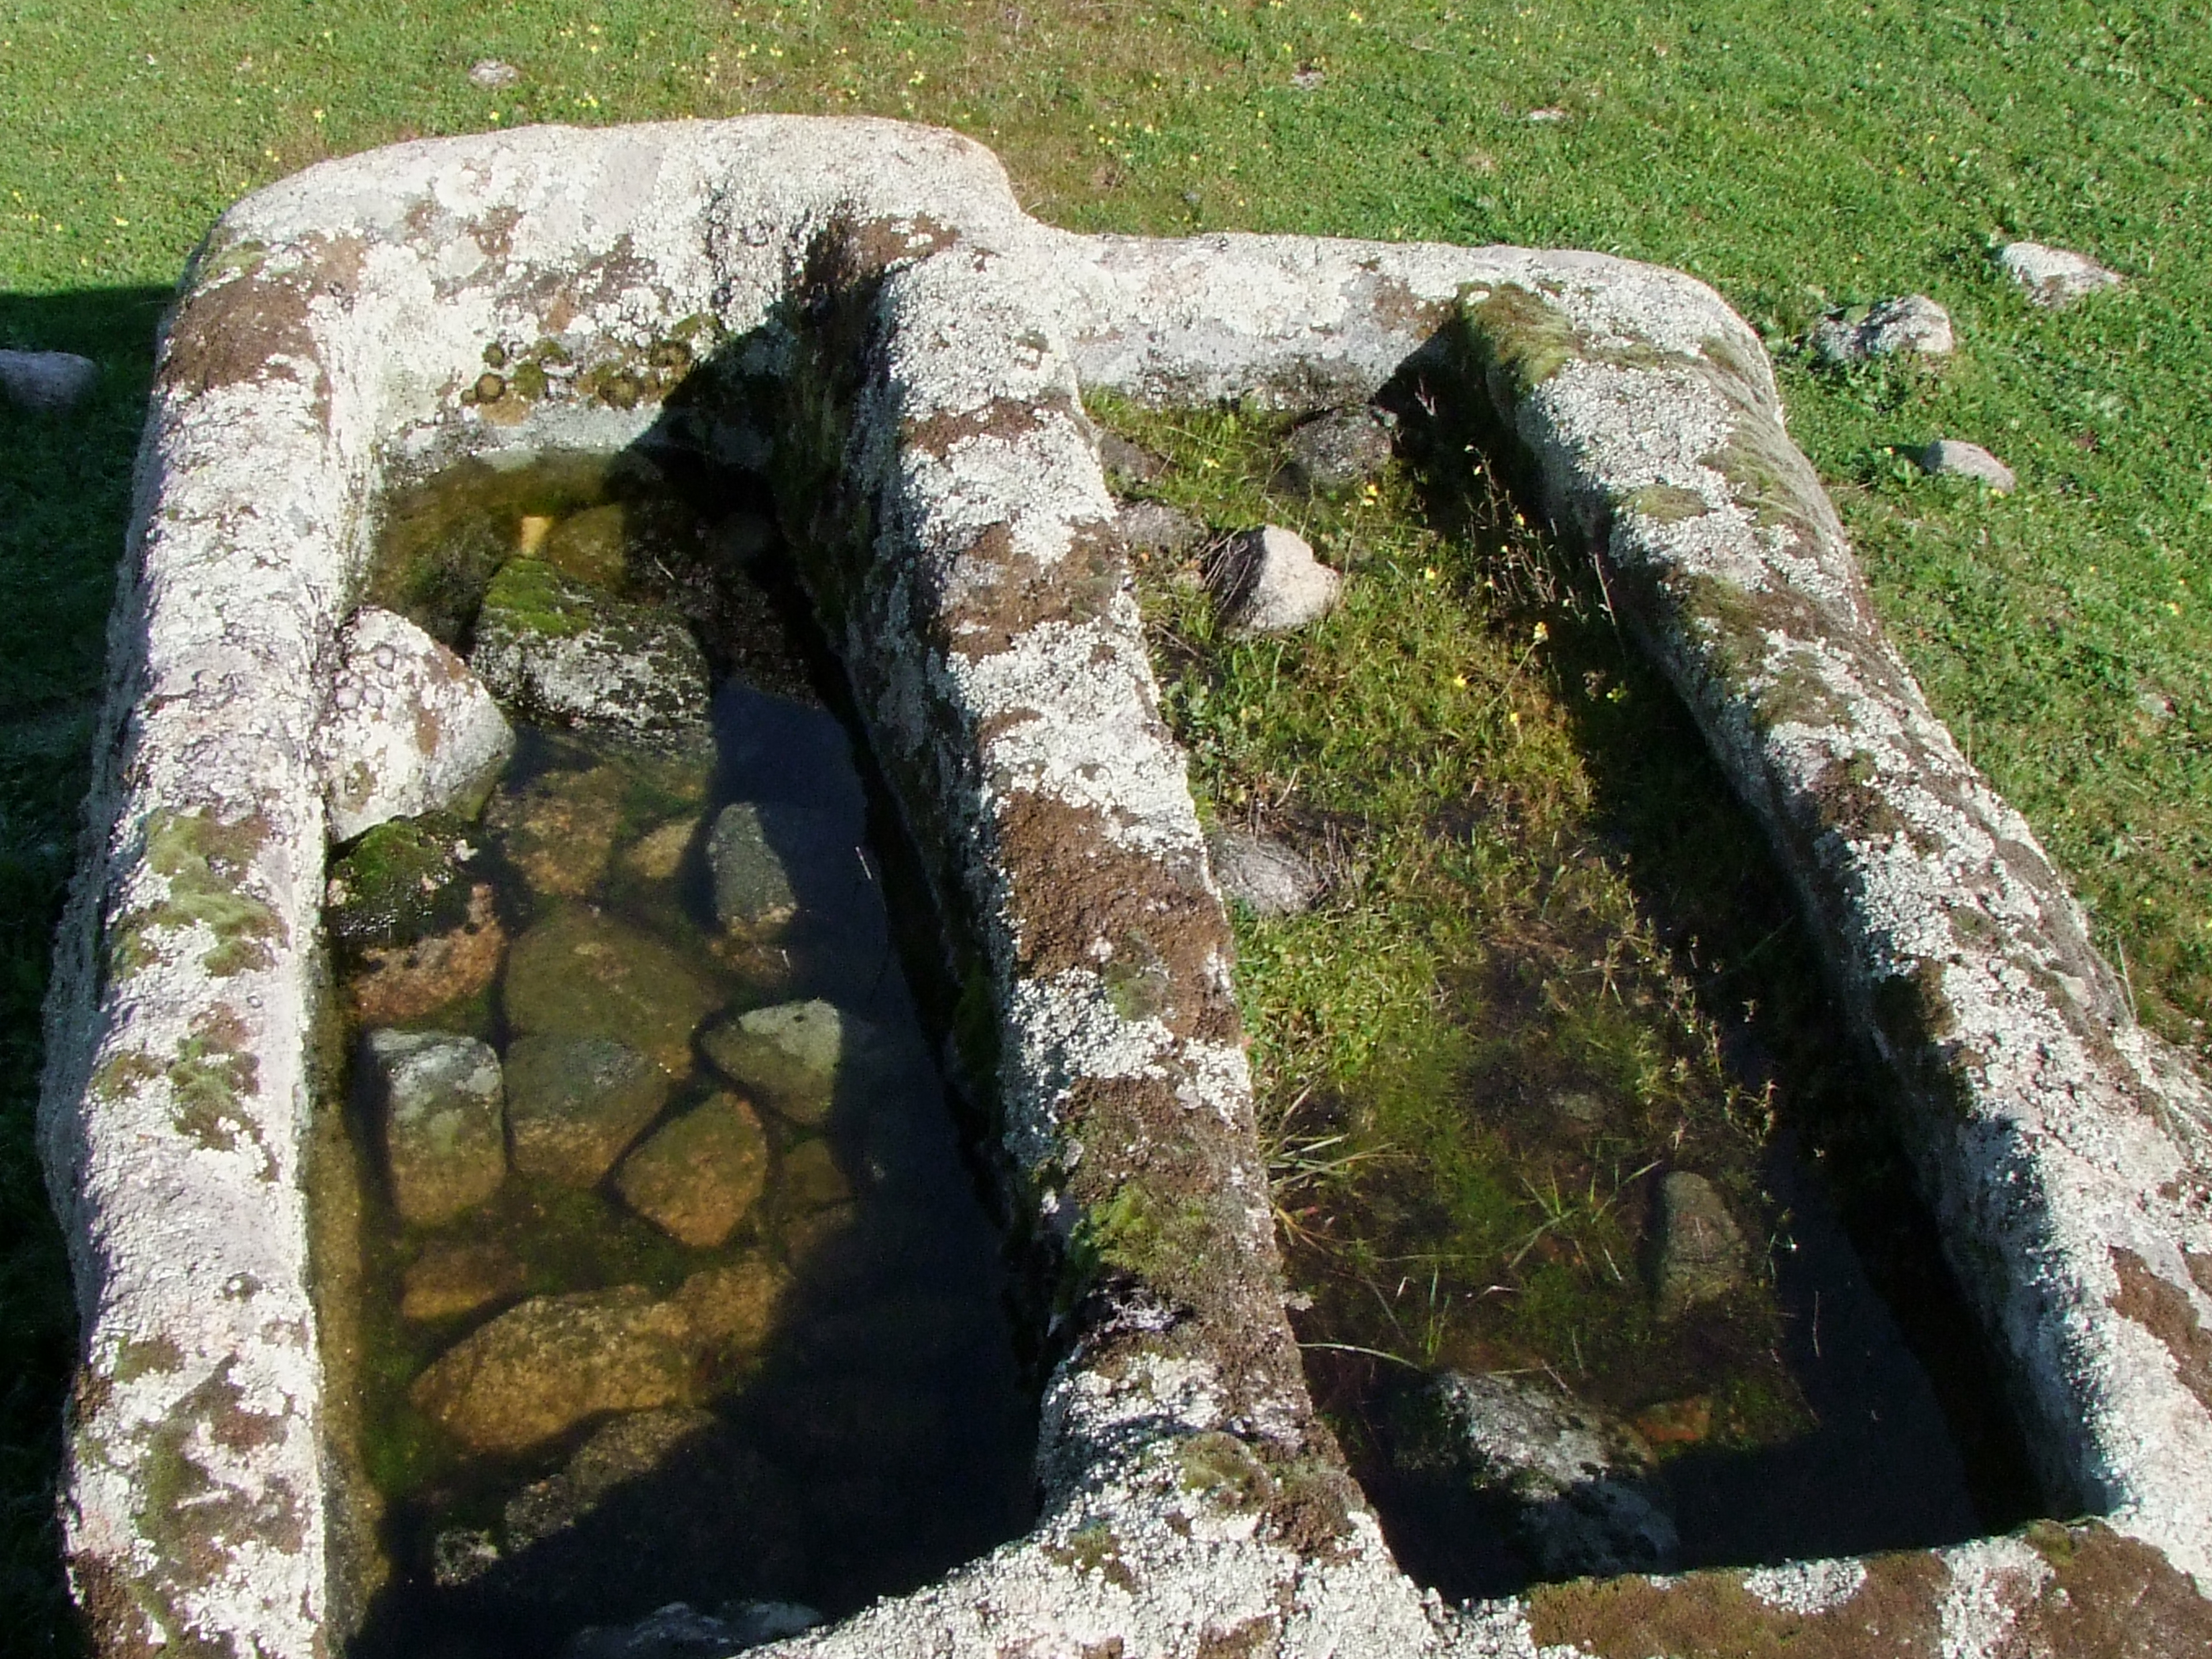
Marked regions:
[0,348,98,412]
[1918,438,2016,493]
[1810,294,1954,365]
[1998,241,2122,307]
[1399,1370,1679,1579]
[1652,1170,1752,1318]
[1279,405,1396,494]
[505,1033,674,1188]
[318,606,514,843]
[409,1286,698,1456]
[698,999,863,1126]
[503,906,723,1074]
[362,1030,506,1226]
[615,1092,771,1248]
[1209,525,1343,635]
[470,557,709,738]
[1208,827,1323,917]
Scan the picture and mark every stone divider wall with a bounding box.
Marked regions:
[36,117,2212,1658]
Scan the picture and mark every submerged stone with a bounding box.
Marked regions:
[348,883,506,1027]
[471,557,710,738]
[325,814,482,953]
[1652,1170,1751,1317]
[505,1033,675,1187]
[698,999,862,1125]
[410,1286,698,1456]
[780,1135,852,1213]
[363,1029,507,1227]
[670,1256,787,1355]
[486,762,628,899]
[540,502,631,590]
[1399,1370,1679,1580]
[503,1405,717,1550]
[503,905,724,1075]
[707,801,843,937]
[401,1238,527,1324]
[564,1600,824,1659]
[616,1092,771,1248]
[620,816,700,883]
[319,607,516,842]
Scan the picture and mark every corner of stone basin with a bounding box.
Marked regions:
[43,116,2212,1658]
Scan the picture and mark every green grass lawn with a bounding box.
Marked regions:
[7,2,2211,1646]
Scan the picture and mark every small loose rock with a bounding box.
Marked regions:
[1810,294,1954,365]
[1652,1169,1751,1317]
[1998,241,2122,307]
[0,349,99,412]
[1115,499,1205,558]
[1278,404,1396,495]
[468,59,521,89]
[1096,430,1166,486]
[615,1092,771,1248]
[1918,438,2016,493]
[1209,524,1342,635]
[1207,827,1324,917]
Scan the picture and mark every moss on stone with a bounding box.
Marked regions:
[1624,483,1713,525]
[1459,284,1585,406]
[108,808,283,981]
[478,556,595,641]
[166,1024,262,1159]
[325,814,478,953]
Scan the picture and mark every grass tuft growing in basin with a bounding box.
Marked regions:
[1107,396,1801,1442]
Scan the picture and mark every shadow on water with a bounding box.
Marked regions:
[335,400,1036,1658]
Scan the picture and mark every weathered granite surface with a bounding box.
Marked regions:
[39,117,2212,1658]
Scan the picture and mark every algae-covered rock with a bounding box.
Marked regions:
[503,906,724,1074]
[485,760,628,899]
[540,503,631,590]
[348,883,506,1027]
[471,557,710,738]
[505,1033,675,1187]
[615,1092,771,1248]
[401,1238,527,1324]
[411,1286,699,1456]
[363,1029,507,1226]
[325,814,482,953]
[318,606,514,841]
[697,999,865,1125]
[1652,1171,1751,1317]
[619,816,701,884]
[1397,1370,1678,1580]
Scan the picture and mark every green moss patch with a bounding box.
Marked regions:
[107,808,283,982]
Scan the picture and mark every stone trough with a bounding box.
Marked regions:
[39,118,2212,1656]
